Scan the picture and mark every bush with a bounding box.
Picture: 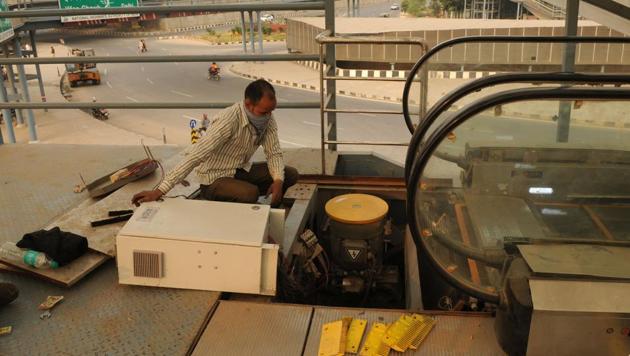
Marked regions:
[231,26,242,35]
[206,29,216,36]
[262,25,272,36]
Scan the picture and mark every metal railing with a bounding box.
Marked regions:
[315,30,428,174]
[406,85,630,303]
[0,1,331,144]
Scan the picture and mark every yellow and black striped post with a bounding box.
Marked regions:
[190,128,201,144]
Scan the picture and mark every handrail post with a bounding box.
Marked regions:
[13,37,37,142]
[29,30,47,112]
[557,0,579,143]
[240,11,247,53]
[248,11,255,53]
[0,78,16,143]
[3,44,24,126]
[324,0,337,152]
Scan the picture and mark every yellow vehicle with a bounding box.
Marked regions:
[66,48,101,87]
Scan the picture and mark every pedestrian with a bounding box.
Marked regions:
[200,113,210,135]
[132,79,299,208]
[50,45,55,57]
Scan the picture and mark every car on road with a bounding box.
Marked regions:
[390,4,400,10]
[260,14,274,22]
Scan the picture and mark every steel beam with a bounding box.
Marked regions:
[240,11,247,53]
[0,101,321,109]
[29,30,47,112]
[13,38,37,142]
[0,79,15,143]
[324,0,337,152]
[0,53,319,65]
[0,2,326,18]
[556,0,579,143]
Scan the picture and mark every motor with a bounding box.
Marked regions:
[91,107,109,120]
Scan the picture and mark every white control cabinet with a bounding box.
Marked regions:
[116,199,280,295]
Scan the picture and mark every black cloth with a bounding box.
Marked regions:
[17,227,88,266]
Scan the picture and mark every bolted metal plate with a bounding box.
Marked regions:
[0,260,219,355]
[303,307,505,356]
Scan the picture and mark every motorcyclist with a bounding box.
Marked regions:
[208,62,220,77]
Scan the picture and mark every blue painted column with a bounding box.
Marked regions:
[13,37,37,142]
[0,77,16,143]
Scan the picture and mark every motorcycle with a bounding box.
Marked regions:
[91,107,109,120]
[208,69,221,81]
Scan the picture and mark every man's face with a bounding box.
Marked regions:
[245,93,277,118]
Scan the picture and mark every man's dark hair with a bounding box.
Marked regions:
[244,79,276,104]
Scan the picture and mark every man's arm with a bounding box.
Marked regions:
[261,118,285,206]
[132,113,235,206]
[261,117,285,182]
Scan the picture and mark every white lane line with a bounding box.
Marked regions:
[302,121,320,127]
[106,81,113,88]
[103,68,108,75]
[126,96,139,102]
[280,139,306,147]
[182,114,199,121]
[106,52,110,56]
[146,78,154,85]
[171,90,193,98]
[141,66,145,72]
[174,62,179,66]
[496,135,514,141]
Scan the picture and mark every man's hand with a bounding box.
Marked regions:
[266,179,283,207]
[132,189,164,207]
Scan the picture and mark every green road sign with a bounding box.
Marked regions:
[58,0,139,23]
[0,0,14,43]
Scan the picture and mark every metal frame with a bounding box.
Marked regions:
[0,1,329,144]
[406,86,630,303]
[315,30,428,174]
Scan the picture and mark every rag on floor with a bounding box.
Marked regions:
[17,227,88,266]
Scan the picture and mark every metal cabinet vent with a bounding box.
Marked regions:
[133,250,163,278]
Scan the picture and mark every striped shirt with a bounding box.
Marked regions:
[157,102,284,194]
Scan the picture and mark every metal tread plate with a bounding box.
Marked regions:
[0,260,219,355]
[192,300,313,356]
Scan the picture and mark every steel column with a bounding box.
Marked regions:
[324,0,337,152]
[29,30,47,112]
[248,11,255,53]
[240,11,247,53]
[3,45,25,126]
[557,0,579,143]
[257,11,263,56]
[13,38,37,142]
[0,78,16,143]
[356,0,360,16]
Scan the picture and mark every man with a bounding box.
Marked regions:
[132,79,298,207]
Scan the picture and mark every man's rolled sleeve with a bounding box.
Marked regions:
[261,117,285,182]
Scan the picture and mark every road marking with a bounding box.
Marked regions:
[182,114,198,121]
[280,139,306,147]
[496,135,514,141]
[146,78,154,85]
[106,52,110,56]
[174,62,179,66]
[106,81,113,88]
[103,68,108,75]
[141,66,145,72]
[126,96,139,102]
[302,121,320,127]
[171,90,193,98]
[277,98,288,102]
[358,113,377,117]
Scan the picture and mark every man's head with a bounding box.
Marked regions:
[244,79,276,118]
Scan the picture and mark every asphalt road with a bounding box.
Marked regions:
[44,36,410,165]
[36,35,628,178]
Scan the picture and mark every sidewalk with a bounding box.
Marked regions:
[230,60,630,129]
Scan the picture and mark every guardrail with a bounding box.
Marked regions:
[0,1,333,144]
[315,30,429,174]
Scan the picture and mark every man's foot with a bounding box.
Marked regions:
[0,283,18,306]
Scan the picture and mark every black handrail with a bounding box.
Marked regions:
[403,72,630,182]
[402,36,630,135]
[407,86,630,303]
